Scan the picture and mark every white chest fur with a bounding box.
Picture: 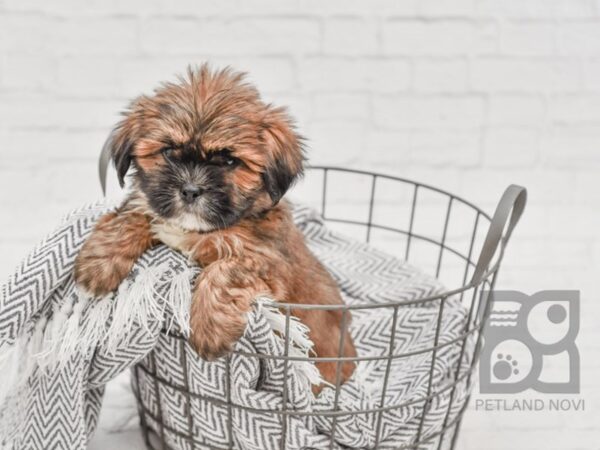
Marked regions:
[151,221,191,255]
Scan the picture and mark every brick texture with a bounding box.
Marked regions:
[0,1,598,448]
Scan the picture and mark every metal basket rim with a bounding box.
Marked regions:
[305,165,493,222]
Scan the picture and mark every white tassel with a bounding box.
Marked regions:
[288,345,325,387]
[163,267,196,336]
[77,294,113,355]
[104,264,167,353]
[36,296,76,368]
[256,298,315,353]
[55,298,87,364]
[27,316,48,370]
[0,342,21,404]
[256,298,324,387]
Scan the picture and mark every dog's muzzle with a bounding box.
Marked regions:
[181,184,203,203]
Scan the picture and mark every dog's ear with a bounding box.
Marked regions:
[261,107,305,205]
[110,120,136,188]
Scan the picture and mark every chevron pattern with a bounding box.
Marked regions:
[0,203,475,449]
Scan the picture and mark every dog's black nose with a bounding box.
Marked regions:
[181,184,203,203]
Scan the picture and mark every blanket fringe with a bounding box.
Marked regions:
[256,298,323,387]
[0,342,21,404]
[164,268,197,336]
[0,263,197,401]
[105,264,167,354]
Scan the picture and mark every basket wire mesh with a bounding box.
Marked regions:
[131,166,526,450]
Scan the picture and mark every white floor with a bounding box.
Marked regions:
[88,373,145,450]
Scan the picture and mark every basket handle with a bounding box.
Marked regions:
[470,184,527,285]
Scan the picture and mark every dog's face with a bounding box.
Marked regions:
[110,66,304,231]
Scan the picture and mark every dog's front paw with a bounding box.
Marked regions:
[189,304,247,361]
[189,329,244,361]
[188,274,255,360]
[73,209,154,297]
[74,249,131,297]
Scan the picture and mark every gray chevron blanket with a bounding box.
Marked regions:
[0,203,473,450]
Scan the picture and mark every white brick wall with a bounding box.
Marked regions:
[0,1,598,448]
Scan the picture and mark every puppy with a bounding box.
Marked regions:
[74,65,356,389]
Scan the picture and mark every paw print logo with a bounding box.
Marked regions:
[494,354,519,380]
[479,291,579,394]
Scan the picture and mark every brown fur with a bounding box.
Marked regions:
[74,65,356,392]
[75,210,156,296]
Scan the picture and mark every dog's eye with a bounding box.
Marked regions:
[210,149,239,168]
[161,147,174,159]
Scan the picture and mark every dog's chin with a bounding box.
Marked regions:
[152,195,220,232]
[168,212,216,232]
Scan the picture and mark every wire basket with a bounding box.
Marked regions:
[131,166,526,450]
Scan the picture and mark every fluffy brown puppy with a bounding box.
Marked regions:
[74,65,356,390]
